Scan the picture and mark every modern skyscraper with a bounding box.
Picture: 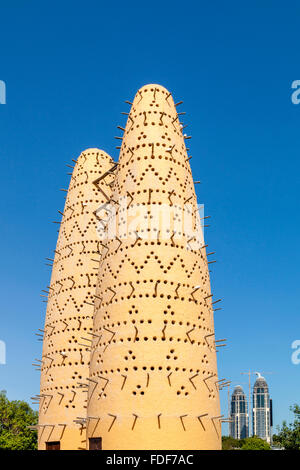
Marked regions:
[252,373,271,443]
[229,386,249,439]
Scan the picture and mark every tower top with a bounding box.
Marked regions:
[253,373,269,390]
[255,371,264,379]
[232,385,246,396]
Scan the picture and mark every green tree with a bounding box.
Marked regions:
[241,436,271,450]
[274,404,300,450]
[222,435,244,450]
[0,390,38,450]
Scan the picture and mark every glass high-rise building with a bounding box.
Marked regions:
[230,385,249,439]
[252,373,271,443]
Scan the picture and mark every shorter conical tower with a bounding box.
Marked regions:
[38,149,114,450]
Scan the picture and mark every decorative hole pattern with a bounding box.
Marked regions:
[87,86,221,449]
[38,149,113,450]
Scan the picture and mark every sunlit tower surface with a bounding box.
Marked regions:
[37,84,223,450]
[37,149,114,450]
[86,84,222,450]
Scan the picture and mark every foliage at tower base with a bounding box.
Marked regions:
[0,391,38,450]
[240,436,271,450]
[222,436,243,450]
[273,404,300,450]
[222,436,271,450]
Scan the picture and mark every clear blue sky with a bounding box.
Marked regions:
[0,0,299,433]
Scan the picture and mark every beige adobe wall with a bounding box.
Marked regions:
[86,85,221,450]
[38,149,114,450]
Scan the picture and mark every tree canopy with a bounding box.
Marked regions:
[222,435,270,450]
[273,404,300,450]
[0,390,38,450]
[240,436,271,450]
[222,435,243,450]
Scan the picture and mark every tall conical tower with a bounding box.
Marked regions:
[86,85,221,450]
[38,149,114,450]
